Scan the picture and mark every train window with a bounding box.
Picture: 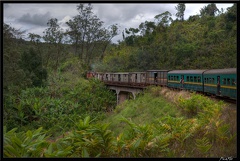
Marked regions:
[212,78,214,84]
[232,78,236,86]
[204,78,206,83]
[206,78,209,83]
[194,76,197,82]
[190,76,193,82]
[177,76,179,81]
[198,76,201,82]
[187,76,189,81]
[171,76,173,80]
[174,76,176,81]
[168,76,170,80]
[118,74,121,81]
[222,78,226,85]
[227,78,230,85]
[209,78,213,84]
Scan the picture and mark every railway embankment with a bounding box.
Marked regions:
[101,86,237,157]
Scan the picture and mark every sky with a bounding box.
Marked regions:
[3,3,234,43]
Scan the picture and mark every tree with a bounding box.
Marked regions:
[139,21,155,36]
[28,33,41,44]
[43,18,64,69]
[19,47,48,87]
[200,3,219,17]
[98,24,119,60]
[66,3,119,69]
[65,17,81,56]
[3,23,28,92]
[175,3,186,21]
[154,11,173,30]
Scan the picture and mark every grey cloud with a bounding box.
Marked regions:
[4,4,10,9]
[93,4,177,27]
[18,12,52,26]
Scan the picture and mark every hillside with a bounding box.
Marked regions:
[95,4,236,72]
[100,86,237,157]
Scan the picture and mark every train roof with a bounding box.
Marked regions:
[168,70,207,74]
[111,72,130,74]
[146,70,169,72]
[203,68,236,74]
[129,72,146,73]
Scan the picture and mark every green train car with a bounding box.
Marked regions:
[203,68,236,99]
[167,70,206,92]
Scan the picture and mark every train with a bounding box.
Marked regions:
[87,68,237,100]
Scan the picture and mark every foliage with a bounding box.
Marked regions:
[65,3,119,69]
[3,71,115,135]
[3,127,49,157]
[3,86,236,157]
[175,3,186,21]
[19,47,48,87]
[96,4,236,72]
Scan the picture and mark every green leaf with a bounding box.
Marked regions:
[4,145,21,157]
[47,143,53,154]
[82,147,89,157]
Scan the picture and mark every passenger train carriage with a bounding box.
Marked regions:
[87,68,236,100]
[203,68,236,100]
[167,70,205,92]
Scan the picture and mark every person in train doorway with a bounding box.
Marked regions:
[180,76,184,88]
[217,76,221,95]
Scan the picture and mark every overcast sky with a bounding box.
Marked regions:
[3,3,234,43]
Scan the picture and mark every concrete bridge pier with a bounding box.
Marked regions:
[108,86,143,105]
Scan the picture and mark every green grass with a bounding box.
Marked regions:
[101,88,182,137]
[99,86,237,157]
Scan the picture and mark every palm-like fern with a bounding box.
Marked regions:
[195,137,212,155]
[3,126,49,157]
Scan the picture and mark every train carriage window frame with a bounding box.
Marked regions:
[187,76,189,82]
[223,78,226,85]
[227,78,230,85]
[190,76,193,82]
[231,78,236,86]
[197,76,201,83]
[177,76,179,81]
[194,76,197,82]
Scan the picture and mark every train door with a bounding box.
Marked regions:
[180,75,184,88]
[118,74,121,82]
[106,74,108,81]
[154,72,157,83]
[217,76,221,95]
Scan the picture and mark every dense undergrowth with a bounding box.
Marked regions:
[4,82,236,157]
[3,70,116,137]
